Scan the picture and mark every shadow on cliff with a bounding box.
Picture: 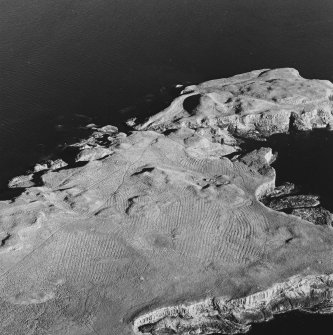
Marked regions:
[239,128,333,212]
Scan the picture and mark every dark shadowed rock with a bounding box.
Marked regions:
[268,182,298,198]
[291,207,333,226]
[267,195,320,211]
[237,147,276,176]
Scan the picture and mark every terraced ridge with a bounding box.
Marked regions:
[0,68,332,335]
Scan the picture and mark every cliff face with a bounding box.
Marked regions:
[0,69,333,335]
[134,274,333,335]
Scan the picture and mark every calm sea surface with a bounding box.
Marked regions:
[245,310,332,335]
[1,0,333,185]
[0,0,332,330]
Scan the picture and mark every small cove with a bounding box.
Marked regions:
[240,129,333,213]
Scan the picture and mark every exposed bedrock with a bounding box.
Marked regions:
[0,69,333,335]
[266,195,320,211]
[291,207,332,227]
[133,68,333,138]
[261,183,333,227]
[134,274,333,335]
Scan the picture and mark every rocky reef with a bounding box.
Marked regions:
[261,182,332,227]
[0,68,333,334]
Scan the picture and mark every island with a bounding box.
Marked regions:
[0,68,332,335]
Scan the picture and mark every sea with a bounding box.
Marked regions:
[0,0,332,332]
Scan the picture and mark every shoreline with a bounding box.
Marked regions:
[133,274,333,335]
[1,68,333,334]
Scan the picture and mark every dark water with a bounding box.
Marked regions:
[246,311,333,335]
[0,1,333,332]
[241,129,333,212]
[266,129,333,212]
[1,0,333,186]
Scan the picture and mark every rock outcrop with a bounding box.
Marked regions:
[266,195,320,211]
[261,182,333,226]
[134,274,333,335]
[0,69,332,335]
[133,68,333,138]
[291,207,333,227]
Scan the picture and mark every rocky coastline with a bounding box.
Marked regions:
[0,68,333,334]
[134,274,333,335]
